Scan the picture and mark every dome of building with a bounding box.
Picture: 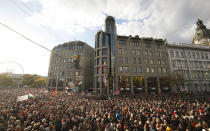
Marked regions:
[105,16,115,22]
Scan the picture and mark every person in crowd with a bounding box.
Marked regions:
[0,87,209,131]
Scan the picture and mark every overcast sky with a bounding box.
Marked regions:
[0,0,210,76]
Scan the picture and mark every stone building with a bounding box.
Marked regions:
[167,43,210,94]
[94,16,170,95]
[193,18,210,46]
[47,41,94,91]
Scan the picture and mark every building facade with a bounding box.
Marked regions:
[47,41,94,91]
[193,19,210,46]
[167,43,210,94]
[94,16,170,95]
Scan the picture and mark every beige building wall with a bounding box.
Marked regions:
[47,41,94,91]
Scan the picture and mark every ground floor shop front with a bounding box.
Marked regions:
[94,75,171,95]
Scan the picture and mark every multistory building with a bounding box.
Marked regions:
[94,16,170,95]
[47,41,94,91]
[167,43,210,93]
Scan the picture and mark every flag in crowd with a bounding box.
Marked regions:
[114,90,120,95]
[53,90,57,96]
[28,91,34,98]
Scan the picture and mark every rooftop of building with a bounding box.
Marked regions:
[53,41,93,50]
[117,35,165,42]
[105,16,115,22]
[168,43,210,50]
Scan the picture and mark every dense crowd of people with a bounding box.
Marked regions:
[0,88,210,131]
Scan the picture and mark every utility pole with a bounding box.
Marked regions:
[108,34,112,97]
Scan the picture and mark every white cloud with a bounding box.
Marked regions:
[117,0,210,43]
[25,0,210,44]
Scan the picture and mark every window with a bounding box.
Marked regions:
[132,49,136,55]
[180,51,185,58]
[102,48,107,55]
[124,66,128,72]
[161,52,165,57]
[133,57,136,64]
[151,68,155,73]
[150,59,154,65]
[119,67,123,72]
[205,53,208,59]
[138,57,141,64]
[158,68,162,73]
[69,45,75,50]
[149,51,153,56]
[144,50,148,56]
[157,44,163,49]
[146,59,149,64]
[158,59,161,65]
[119,40,126,46]
[137,67,142,73]
[62,46,67,50]
[102,57,107,65]
[146,43,151,48]
[201,53,205,59]
[104,35,109,46]
[133,67,137,73]
[176,51,179,58]
[119,57,123,64]
[97,50,100,56]
[146,67,150,73]
[97,58,100,65]
[124,57,128,64]
[162,59,166,65]
[68,58,73,62]
[124,49,128,54]
[121,48,124,54]
[77,45,84,49]
[132,41,139,47]
[97,67,100,74]
[163,68,166,73]
[192,52,196,58]
[170,50,174,57]
[196,52,200,59]
[118,48,122,54]
[102,66,107,74]
[187,51,191,58]
[136,50,141,55]
[157,51,160,57]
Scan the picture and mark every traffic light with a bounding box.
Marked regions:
[73,55,80,69]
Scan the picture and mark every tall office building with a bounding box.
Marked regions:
[47,41,94,91]
[94,16,170,95]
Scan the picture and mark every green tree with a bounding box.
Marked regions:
[23,74,47,88]
[0,73,16,87]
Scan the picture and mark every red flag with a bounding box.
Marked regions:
[173,111,177,116]
[198,109,203,113]
[54,90,57,96]
[114,90,120,95]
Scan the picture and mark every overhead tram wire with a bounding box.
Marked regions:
[0,22,76,64]
[0,22,51,52]
[8,0,64,43]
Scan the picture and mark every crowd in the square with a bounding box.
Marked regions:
[0,87,210,131]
